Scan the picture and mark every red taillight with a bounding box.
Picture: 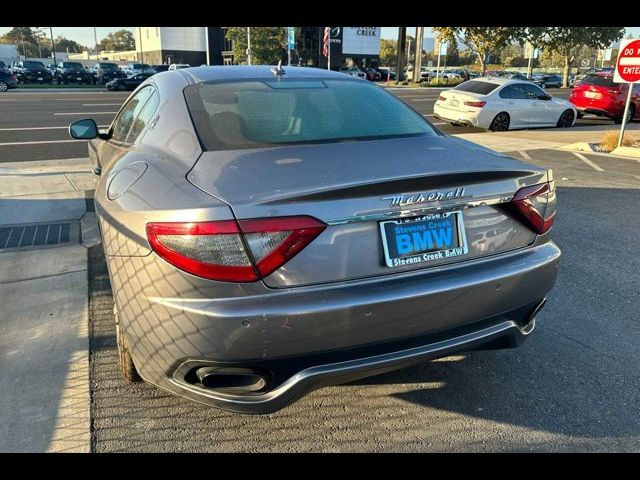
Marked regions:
[146,216,326,282]
[464,100,486,108]
[438,95,447,102]
[510,182,555,234]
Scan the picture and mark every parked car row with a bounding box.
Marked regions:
[2,59,179,87]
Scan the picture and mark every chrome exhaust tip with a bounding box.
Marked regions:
[195,367,267,394]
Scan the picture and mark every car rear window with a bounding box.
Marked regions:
[184,78,437,151]
[580,74,615,87]
[100,63,118,69]
[23,61,45,69]
[63,62,83,68]
[453,80,499,95]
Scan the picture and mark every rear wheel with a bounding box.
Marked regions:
[557,109,575,128]
[614,106,635,124]
[115,306,142,383]
[489,112,510,132]
[0,81,7,92]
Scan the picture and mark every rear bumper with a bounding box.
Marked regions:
[169,310,542,414]
[433,103,483,127]
[570,97,621,118]
[109,238,561,413]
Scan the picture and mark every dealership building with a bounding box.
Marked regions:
[132,27,380,68]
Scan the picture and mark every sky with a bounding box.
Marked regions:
[1,26,639,48]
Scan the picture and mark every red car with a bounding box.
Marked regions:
[570,72,640,124]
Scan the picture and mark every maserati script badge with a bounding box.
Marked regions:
[382,187,466,208]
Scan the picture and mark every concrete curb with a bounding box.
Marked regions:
[610,146,640,159]
[558,142,601,153]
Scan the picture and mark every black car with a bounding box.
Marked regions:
[56,61,92,84]
[0,69,19,92]
[92,62,126,84]
[152,64,169,73]
[534,74,563,89]
[13,60,53,83]
[376,67,396,81]
[106,72,154,91]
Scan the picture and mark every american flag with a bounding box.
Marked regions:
[323,27,330,58]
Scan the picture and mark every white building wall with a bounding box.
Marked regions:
[136,27,162,52]
[135,27,206,53]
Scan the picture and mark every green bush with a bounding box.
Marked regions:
[421,77,462,88]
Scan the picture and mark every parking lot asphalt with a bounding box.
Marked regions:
[0,87,622,163]
[3,88,640,452]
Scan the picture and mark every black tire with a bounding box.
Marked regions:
[0,81,8,93]
[557,109,575,128]
[117,83,126,91]
[614,106,634,125]
[489,112,510,132]
[115,307,142,383]
[577,112,584,119]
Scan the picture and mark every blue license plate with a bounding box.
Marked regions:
[380,211,468,268]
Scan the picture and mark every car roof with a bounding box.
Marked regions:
[468,77,517,85]
[180,65,353,83]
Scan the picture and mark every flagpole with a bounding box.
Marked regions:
[327,27,331,71]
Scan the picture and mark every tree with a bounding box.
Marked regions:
[524,27,625,87]
[99,29,135,52]
[226,27,287,65]
[445,38,460,66]
[54,36,86,53]
[379,39,397,67]
[433,27,519,75]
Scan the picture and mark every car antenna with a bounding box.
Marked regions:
[271,61,285,76]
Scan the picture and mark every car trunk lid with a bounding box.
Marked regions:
[187,135,549,287]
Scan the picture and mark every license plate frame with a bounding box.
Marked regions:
[379,211,468,268]
[449,99,459,107]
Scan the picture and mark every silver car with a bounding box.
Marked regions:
[69,66,561,414]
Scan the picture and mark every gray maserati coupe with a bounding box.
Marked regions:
[69,65,561,414]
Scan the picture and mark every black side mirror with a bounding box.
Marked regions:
[538,94,552,101]
[68,119,98,139]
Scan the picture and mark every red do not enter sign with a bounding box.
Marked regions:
[615,38,640,83]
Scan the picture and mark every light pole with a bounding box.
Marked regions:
[246,27,252,65]
[137,27,144,64]
[50,27,57,66]
[93,27,99,61]
[413,27,424,83]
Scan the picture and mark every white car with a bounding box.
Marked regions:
[433,77,577,131]
[405,66,431,81]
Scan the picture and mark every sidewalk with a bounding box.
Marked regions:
[0,158,97,453]
[453,123,640,153]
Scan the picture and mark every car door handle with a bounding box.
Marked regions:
[149,115,160,130]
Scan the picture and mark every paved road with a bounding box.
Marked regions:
[0,87,625,162]
[0,91,128,162]
[3,88,640,451]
